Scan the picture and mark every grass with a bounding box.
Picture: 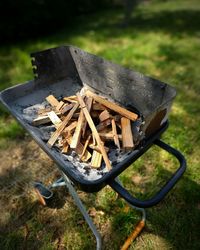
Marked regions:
[0,0,200,249]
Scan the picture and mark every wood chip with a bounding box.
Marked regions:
[121,117,134,151]
[77,93,112,170]
[99,109,110,122]
[46,95,60,107]
[61,103,74,114]
[86,90,138,121]
[47,102,79,148]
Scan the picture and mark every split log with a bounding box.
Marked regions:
[91,150,103,168]
[121,117,134,151]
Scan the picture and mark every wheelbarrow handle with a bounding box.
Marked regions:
[109,139,186,208]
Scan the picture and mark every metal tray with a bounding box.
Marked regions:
[0,46,178,192]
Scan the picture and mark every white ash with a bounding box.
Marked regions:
[22,101,50,123]
[21,96,143,181]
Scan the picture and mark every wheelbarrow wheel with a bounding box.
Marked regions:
[34,182,53,206]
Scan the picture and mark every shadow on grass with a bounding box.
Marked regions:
[0,158,199,250]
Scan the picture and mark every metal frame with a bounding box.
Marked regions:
[42,174,146,250]
[35,138,186,249]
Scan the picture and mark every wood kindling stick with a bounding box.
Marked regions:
[80,135,91,160]
[47,102,79,148]
[86,90,138,121]
[70,110,85,149]
[82,96,93,138]
[112,118,120,149]
[64,121,78,133]
[56,101,65,111]
[77,93,112,170]
[47,111,62,128]
[75,142,91,162]
[46,95,60,107]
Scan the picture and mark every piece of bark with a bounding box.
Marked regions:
[47,102,79,148]
[70,110,85,149]
[96,119,111,132]
[112,119,120,149]
[99,133,122,141]
[91,110,100,118]
[77,93,112,170]
[82,97,93,137]
[37,107,52,115]
[61,103,74,114]
[121,117,134,151]
[91,150,103,168]
[47,111,62,128]
[86,90,138,121]
[46,95,60,107]
[99,110,110,122]
[92,102,105,111]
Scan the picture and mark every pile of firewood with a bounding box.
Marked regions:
[32,89,138,170]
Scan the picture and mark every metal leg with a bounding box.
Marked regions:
[61,173,102,250]
[49,177,67,189]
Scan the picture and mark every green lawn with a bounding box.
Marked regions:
[0,0,200,249]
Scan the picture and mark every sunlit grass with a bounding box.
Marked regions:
[0,0,200,249]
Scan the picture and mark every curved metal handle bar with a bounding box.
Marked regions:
[109,139,186,208]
